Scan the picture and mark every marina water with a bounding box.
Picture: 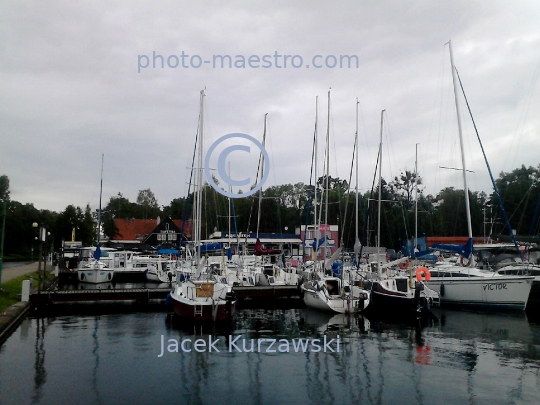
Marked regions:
[1,305,539,405]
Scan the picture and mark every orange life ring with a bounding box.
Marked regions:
[398,259,410,270]
[416,266,431,282]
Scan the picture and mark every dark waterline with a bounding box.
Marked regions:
[1,305,539,405]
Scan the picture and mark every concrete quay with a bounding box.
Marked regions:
[0,261,51,346]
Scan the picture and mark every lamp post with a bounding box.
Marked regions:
[0,199,6,289]
[33,222,48,291]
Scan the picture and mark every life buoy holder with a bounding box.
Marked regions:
[460,256,472,267]
[416,266,431,282]
[398,259,410,270]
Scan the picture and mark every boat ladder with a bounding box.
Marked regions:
[194,304,203,317]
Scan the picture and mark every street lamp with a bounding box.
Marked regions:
[32,222,48,291]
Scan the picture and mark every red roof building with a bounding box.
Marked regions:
[112,217,192,246]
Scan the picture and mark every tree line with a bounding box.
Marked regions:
[1,164,540,259]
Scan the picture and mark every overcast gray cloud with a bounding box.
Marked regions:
[1,0,539,212]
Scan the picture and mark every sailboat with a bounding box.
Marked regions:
[169,90,236,321]
[77,154,114,284]
[367,110,440,315]
[420,41,534,310]
[301,92,370,314]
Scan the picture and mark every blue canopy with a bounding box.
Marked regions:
[157,248,179,254]
[196,243,223,253]
[432,237,473,258]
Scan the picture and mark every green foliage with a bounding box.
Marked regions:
[136,188,160,219]
[0,175,9,201]
[0,271,40,312]
[2,164,540,256]
[493,165,540,236]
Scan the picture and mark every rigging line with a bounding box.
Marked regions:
[427,45,448,195]
[529,193,540,236]
[244,115,267,245]
[303,99,319,254]
[360,146,380,248]
[382,113,394,184]
[340,125,357,247]
[256,113,268,238]
[455,68,522,259]
[508,49,540,172]
[181,113,201,240]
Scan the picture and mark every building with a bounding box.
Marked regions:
[205,231,303,261]
[111,216,192,249]
[297,224,339,260]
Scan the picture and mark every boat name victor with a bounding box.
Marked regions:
[483,283,507,291]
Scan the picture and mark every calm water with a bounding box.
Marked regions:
[1,304,539,405]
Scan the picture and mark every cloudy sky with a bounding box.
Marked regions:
[1,1,539,213]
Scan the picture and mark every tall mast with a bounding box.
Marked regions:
[313,96,318,256]
[414,143,419,253]
[324,90,330,260]
[377,109,385,271]
[195,89,205,262]
[256,113,268,238]
[97,153,104,245]
[354,99,361,258]
[449,40,473,239]
[95,153,104,261]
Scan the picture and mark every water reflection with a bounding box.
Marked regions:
[0,306,539,405]
[32,317,47,403]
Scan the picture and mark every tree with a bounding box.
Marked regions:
[493,165,540,236]
[0,175,9,201]
[389,170,422,206]
[136,188,160,219]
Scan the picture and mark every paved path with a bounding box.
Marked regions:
[1,262,47,284]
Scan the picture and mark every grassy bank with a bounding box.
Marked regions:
[0,272,40,312]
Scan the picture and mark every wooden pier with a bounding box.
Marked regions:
[29,283,301,306]
[30,287,171,305]
[233,285,301,299]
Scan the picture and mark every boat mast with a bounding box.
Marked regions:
[313,96,319,261]
[414,143,419,254]
[449,40,473,241]
[354,99,361,260]
[256,113,268,239]
[377,109,385,272]
[194,89,205,263]
[324,90,330,261]
[95,153,104,261]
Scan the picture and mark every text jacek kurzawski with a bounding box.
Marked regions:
[157,334,340,357]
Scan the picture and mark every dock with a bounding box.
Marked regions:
[29,287,171,305]
[28,282,301,307]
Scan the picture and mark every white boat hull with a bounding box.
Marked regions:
[77,268,114,284]
[302,283,369,314]
[426,276,533,310]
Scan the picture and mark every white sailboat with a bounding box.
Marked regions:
[367,111,440,315]
[77,154,114,284]
[302,92,370,313]
[169,90,236,321]
[422,41,534,310]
